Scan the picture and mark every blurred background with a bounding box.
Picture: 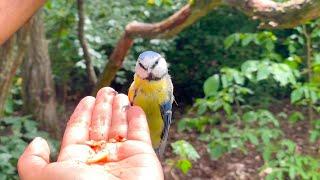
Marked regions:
[1,0,320,179]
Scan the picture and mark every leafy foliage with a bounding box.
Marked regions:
[2,0,320,179]
[4,78,23,115]
[288,111,304,123]
[0,116,59,180]
[167,140,200,174]
[309,119,320,143]
[262,140,320,179]
[180,110,283,160]
[177,22,320,178]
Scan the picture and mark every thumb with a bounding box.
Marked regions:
[18,137,50,179]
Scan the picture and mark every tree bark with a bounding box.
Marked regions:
[95,0,221,92]
[95,0,320,91]
[224,0,320,28]
[21,11,60,138]
[0,24,30,116]
[77,0,97,87]
[302,25,314,122]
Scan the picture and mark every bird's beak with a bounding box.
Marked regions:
[146,73,153,81]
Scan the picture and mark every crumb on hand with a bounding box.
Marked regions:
[85,135,127,164]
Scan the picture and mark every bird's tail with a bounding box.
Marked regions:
[155,125,171,159]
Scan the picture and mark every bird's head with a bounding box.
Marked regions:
[135,51,168,81]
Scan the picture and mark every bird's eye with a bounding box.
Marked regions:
[139,62,147,70]
[151,59,159,69]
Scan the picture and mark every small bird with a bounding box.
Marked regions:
[128,51,174,157]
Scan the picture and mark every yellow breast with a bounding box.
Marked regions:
[128,75,170,147]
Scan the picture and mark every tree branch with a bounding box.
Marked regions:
[95,1,221,91]
[95,0,320,92]
[224,0,320,28]
[0,23,30,116]
[77,0,97,86]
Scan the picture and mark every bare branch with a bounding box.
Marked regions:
[0,23,30,116]
[95,0,320,91]
[95,1,221,91]
[77,0,97,86]
[224,0,320,28]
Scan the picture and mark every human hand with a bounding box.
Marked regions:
[18,87,163,180]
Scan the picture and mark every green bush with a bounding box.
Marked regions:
[0,116,59,180]
[262,140,320,180]
[167,140,200,174]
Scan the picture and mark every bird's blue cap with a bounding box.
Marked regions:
[138,51,161,61]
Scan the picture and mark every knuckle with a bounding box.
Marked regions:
[80,96,95,104]
[97,87,117,96]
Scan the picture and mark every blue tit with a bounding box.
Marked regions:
[128,51,174,157]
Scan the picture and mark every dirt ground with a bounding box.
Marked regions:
[161,105,320,180]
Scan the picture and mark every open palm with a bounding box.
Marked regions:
[18,87,163,180]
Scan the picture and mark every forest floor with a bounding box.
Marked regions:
[162,102,320,180]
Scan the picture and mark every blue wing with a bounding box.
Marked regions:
[156,96,173,158]
[160,101,172,139]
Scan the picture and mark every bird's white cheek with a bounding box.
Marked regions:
[136,67,148,78]
[152,66,167,77]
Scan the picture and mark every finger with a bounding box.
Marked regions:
[90,87,117,140]
[127,106,152,145]
[61,96,95,150]
[108,94,130,139]
[18,137,50,179]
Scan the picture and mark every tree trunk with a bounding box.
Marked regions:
[0,24,30,116]
[21,11,60,138]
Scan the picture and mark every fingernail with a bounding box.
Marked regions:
[30,137,46,150]
[121,105,130,112]
[32,137,45,144]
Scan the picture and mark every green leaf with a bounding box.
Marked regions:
[198,134,211,142]
[241,60,258,79]
[311,28,320,38]
[176,159,192,174]
[4,98,14,114]
[233,71,245,85]
[288,111,304,123]
[224,34,236,49]
[280,139,296,154]
[265,40,274,52]
[309,130,319,143]
[246,133,259,145]
[310,90,318,103]
[265,171,276,180]
[203,75,220,97]
[261,130,272,144]
[291,88,304,103]
[257,66,270,81]
[242,111,257,122]
[197,103,207,115]
[241,34,255,46]
[221,75,229,88]
[163,0,172,5]
[289,166,296,179]
[223,103,232,115]
[171,140,200,161]
[155,0,162,6]
[208,143,227,160]
[177,119,188,132]
[262,150,272,162]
